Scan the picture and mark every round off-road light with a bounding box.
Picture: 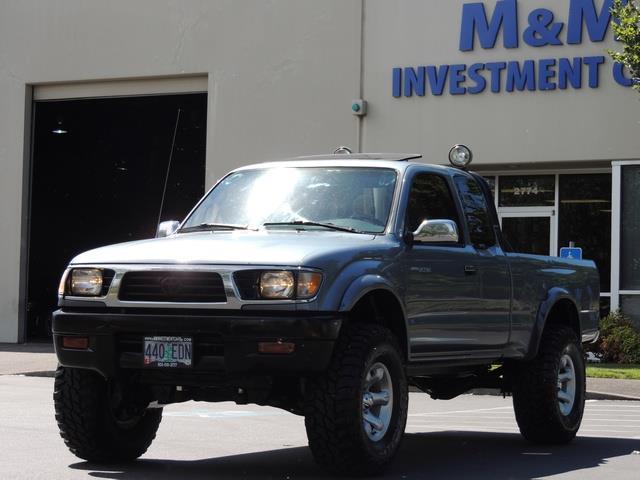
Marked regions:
[334,146,352,154]
[448,144,473,168]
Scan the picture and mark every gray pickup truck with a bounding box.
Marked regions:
[52,148,600,475]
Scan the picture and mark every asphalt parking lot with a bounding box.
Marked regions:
[1,375,639,479]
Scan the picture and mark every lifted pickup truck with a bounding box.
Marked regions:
[53,148,600,475]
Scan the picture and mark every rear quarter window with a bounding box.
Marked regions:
[454,175,496,248]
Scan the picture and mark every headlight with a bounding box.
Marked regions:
[260,271,295,299]
[235,269,323,300]
[255,270,322,300]
[69,268,103,296]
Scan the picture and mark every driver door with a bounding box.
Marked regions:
[402,172,480,357]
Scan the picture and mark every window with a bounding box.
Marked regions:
[499,175,555,207]
[559,173,611,293]
[621,166,640,291]
[454,175,496,248]
[406,173,460,234]
[483,176,496,198]
[183,167,397,234]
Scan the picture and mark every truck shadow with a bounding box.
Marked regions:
[70,431,639,479]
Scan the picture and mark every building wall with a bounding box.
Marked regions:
[0,0,362,342]
[0,0,638,341]
[362,0,640,165]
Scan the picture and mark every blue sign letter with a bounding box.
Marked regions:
[506,60,536,92]
[613,62,634,87]
[583,56,605,88]
[558,57,583,89]
[567,0,614,44]
[467,63,487,94]
[427,65,450,96]
[538,59,557,91]
[392,68,402,97]
[449,64,467,95]
[485,62,507,92]
[523,8,564,47]
[460,0,519,51]
[404,67,426,97]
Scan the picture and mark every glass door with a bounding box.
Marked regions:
[494,174,557,256]
[500,212,556,256]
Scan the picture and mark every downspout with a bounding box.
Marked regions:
[356,0,365,152]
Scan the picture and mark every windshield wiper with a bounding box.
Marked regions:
[179,223,255,233]
[263,221,360,233]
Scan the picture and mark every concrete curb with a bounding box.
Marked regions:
[1,371,56,378]
[585,390,640,401]
[20,371,56,378]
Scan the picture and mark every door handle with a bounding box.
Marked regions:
[464,265,478,274]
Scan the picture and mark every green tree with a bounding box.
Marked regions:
[609,0,640,91]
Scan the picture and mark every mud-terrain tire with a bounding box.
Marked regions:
[304,324,408,476]
[53,366,162,462]
[512,324,586,444]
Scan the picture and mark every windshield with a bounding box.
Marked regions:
[181,167,398,234]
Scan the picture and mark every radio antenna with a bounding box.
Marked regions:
[157,108,182,230]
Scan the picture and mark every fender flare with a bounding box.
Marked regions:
[338,275,409,358]
[524,287,581,361]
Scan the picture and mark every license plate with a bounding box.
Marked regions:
[143,336,193,368]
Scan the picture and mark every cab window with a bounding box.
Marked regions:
[406,173,460,234]
[453,175,496,248]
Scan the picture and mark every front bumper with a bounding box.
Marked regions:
[52,308,343,379]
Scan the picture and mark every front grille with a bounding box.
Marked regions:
[101,269,116,296]
[118,271,227,303]
[233,270,261,300]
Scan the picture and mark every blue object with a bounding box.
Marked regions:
[391,0,632,98]
[560,247,583,260]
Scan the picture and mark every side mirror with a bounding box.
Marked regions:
[412,219,459,244]
[156,220,180,238]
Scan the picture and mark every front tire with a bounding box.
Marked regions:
[53,366,162,462]
[512,324,586,444]
[304,324,408,476]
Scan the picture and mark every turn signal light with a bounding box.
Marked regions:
[62,336,89,350]
[258,341,295,354]
[296,271,322,299]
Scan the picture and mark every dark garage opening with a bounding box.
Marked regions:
[27,93,207,339]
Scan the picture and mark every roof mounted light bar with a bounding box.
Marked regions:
[283,153,423,162]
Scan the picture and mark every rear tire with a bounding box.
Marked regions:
[512,324,586,444]
[53,366,162,462]
[304,324,408,476]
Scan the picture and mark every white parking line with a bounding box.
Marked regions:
[584,413,640,416]
[164,410,286,419]
[409,406,514,416]
[405,401,640,440]
[406,424,639,436]
[580,428,640,432]
[585,405,640,409]
[407,427,519,432]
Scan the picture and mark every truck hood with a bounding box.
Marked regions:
[70,230,380,267]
